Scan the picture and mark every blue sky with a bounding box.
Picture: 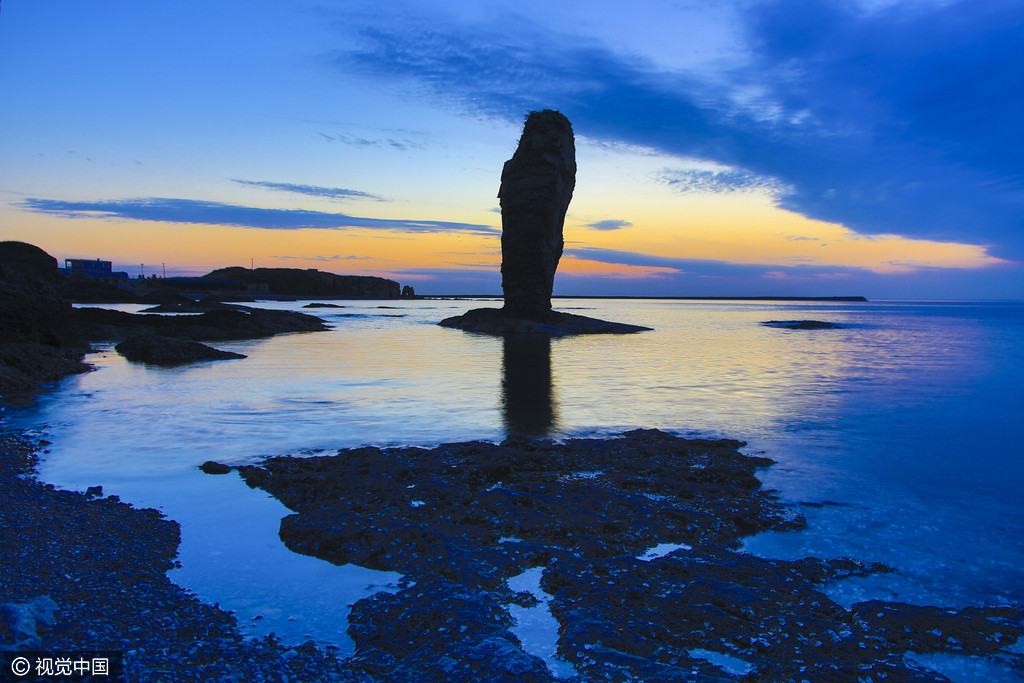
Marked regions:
[1,0,1021,298]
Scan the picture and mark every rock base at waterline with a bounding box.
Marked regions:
[438,307,651,336]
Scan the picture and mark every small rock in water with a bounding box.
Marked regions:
[199,461,231,475]
[761,320,842,330]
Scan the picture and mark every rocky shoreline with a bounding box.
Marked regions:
[218,429,1021,681]
[0,241,331,393]
[2,423,1022,680]
[0,431,363,682]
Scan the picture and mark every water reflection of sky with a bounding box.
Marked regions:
[3,299,1022,646]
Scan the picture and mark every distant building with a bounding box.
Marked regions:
[63,258,130,288]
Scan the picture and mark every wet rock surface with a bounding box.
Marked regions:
[74,305,327,342]
[114,335,247,365]
[439,307,651,336]
[233,429,1023,680]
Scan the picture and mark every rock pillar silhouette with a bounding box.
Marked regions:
[499,110,576,320]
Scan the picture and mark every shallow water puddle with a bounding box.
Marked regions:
[154,471,403,653]
[687,648,753,676]
[505,566,578,679]
[637,542,692,561]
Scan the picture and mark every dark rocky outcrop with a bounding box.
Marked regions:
[302,302,345,309]
[61,277,138,304]
[139,297,238,313]
[0,242,90,393]
[401,285,416,298]
[0,596,59,650]
[74,306,327,342]
[114,336,247,366]
[202,267,400,299]
[0,243,339,392]
[199,461,232,475]
[227,429,1023,681]
[439,111,649,335]
[762,320,843,330]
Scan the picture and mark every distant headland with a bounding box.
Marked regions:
[59,258,408,303]
[432,295,869,302]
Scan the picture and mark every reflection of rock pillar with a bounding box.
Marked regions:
[499,110,576,320]
[501,335,556,438]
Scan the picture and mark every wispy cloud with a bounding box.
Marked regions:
[582,219,633,231]
[317,132,427,151]
[19,197,499,235]
[232,179,382,201]
[331,1,1024,258]
[565,246,866,279]
[657,168,791,197]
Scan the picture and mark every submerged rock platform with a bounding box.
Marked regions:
[439,307,651,336]
[762,320,843,330]
[223,429,1023,681]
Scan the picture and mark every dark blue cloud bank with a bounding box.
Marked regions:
[336,0,1024,260]
[19,197,497,235]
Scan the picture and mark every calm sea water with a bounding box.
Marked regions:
[3,299,1022,668]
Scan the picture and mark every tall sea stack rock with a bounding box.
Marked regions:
[439,111,650,336]
[499,110,575,319]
